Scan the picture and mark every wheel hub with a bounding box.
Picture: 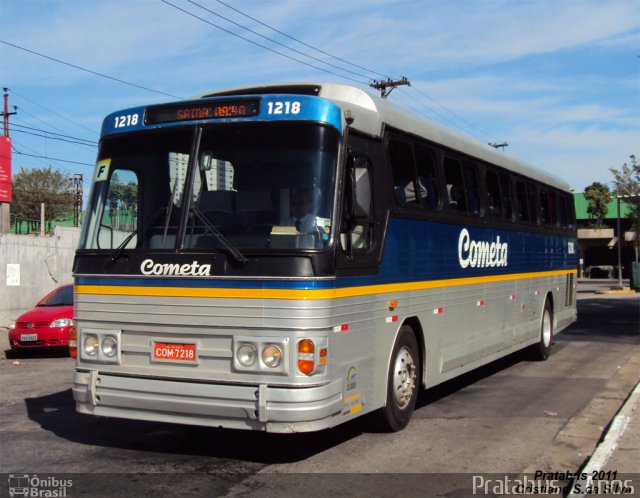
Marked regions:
[393,346,417,408]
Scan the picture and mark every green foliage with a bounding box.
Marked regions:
[610,155,640,249]
[583,181,612,227]
[105,172,138,231]
[11,166,74,233]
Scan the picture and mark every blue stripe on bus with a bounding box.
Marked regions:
[75,218,577,291]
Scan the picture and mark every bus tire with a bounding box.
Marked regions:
[374,325,420,432]
[528,299,553,361]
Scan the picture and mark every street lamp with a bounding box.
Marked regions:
[615,186,623,290]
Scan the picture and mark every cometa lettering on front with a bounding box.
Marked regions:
[458,228,508,269]
[140,259,212,276]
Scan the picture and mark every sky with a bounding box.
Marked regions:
[1,0,639,202]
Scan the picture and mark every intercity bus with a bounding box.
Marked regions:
[71,83,577,432]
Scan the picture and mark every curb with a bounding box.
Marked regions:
[595,289,636,295]
[567,381,640,498]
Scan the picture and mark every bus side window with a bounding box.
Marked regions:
[462,163,480,215]
[500,173,514,221]
[515,181,530,223]
[486,170,503,219]
[527,183,539,225]
[444,157,467,213]
[388,139,418,207]
[414,145,439,210]
[559,194,575,230]
[540,189,558,226]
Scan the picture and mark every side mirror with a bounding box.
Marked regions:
[351,157,371,218]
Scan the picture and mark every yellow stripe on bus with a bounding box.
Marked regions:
[75,269,576,301]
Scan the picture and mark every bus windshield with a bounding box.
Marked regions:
[79,122,339,253]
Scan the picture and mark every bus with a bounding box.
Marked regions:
[71,83,577,433]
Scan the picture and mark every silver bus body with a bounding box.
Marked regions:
[73,83,577,432]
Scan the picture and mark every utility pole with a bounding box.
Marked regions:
[3,88,17,137]
[370,77,410,99]
[72,173,83,226]
[0,88,17,234]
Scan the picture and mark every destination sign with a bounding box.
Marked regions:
[145,99,260,124]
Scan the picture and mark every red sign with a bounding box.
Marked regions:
[0,136,11,203]
[153,342,197,362]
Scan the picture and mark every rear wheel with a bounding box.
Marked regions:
[528,299,553,361]
[374,325,420,432]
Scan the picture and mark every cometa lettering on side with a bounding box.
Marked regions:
[458,228,508,269]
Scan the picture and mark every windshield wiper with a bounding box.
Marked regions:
[103,206,166,270]
[162,175,180,245]
[191,206,247,265]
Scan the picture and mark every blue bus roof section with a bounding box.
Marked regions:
[100,94,344,138]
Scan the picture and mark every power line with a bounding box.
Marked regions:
[167,2,499,145]
[0,39,183,99]
[186,0,374,81]
[212,0,391,80]
[11,141,85,178]
[407,85,499,142]
[12,125,97,148]
[12,150,94,168]
[160,0,369,85]
[12,123,97,146]
[9,88,97,136]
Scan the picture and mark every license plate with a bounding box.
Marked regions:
[20,333,38,342]
[153,342,196,362]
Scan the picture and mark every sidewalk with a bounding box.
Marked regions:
[567,381,639,497]
[566,281,639,497]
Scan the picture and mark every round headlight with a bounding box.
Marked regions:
[102,336,118,357]
[237,344,257,367]
[262,345,283,368]
[83,335,99,356]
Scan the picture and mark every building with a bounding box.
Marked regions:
[574,193,637,278]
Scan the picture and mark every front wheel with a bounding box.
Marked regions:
[373,325,421,432]
[528,299,553,361]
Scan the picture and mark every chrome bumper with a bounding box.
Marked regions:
[73,370,344,432]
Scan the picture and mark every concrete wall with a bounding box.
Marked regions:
[0,226,80,328]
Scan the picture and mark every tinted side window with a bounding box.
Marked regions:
[527,183,539,225]
[414,146,439,210]
[389,140,418,207]
[516,181,530,223]
[462,163,481,216]
[444,157,467,213]
[540,189,558,226]
[500,173,514,221]
[486,170,503,219]
[559,194,575,230]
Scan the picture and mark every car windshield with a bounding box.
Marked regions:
[38,286,73,306]
[79,122,339,253]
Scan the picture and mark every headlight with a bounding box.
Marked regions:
[79,328,121,364]
[101,336,118,357]
[50,318,74,328]
[233,337,289,374]
[9,320,15,330]
[83,335,99,356]
[262,345,283,368]
[237,344,257,367]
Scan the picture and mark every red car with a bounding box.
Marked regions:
[8,284,74,353]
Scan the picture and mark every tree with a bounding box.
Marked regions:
[11,166,74,233]
[583,182,612,228]
[610,154,640,256]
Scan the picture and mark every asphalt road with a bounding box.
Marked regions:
[0,282,638,497]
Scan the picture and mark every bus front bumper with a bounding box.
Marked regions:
[72,370,345,433]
